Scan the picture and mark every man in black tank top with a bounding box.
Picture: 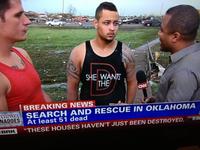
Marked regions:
[67,2,137,105]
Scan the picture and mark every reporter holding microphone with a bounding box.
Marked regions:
[136,70,155,103]
[156,5,200,102]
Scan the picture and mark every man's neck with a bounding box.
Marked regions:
[93,38,116,51]
[171,40,195,54]
[0,41,14,57]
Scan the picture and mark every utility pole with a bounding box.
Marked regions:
[62,0,65,13]
[160,1,164,16]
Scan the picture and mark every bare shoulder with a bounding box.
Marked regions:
[121,43,135,64]
[14,47,29,56]
[122,43,132,51]
[13,47,33,63]
[70,43,86,58]
[69,42,86,65]
[121,43,136,81]
[67,42,86,80]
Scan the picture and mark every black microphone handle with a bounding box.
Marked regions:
[142,88,148,99]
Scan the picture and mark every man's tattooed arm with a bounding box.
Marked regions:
[122,45,136,80]
[67,59,80,80]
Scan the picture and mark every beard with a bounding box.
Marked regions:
[104,38,114,44]
[98,32,115,44]
[159,40,171,53]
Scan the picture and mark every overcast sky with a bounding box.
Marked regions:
[22,0,200,16]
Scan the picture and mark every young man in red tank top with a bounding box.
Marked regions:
[0,0,51,111]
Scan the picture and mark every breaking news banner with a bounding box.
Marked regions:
[0,100,200,136]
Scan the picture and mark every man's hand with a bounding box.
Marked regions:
[109,100,129,105]
[141,97,156,103]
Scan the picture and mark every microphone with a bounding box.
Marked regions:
[136,70,148,100]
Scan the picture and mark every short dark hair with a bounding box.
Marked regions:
[95,2,118,20]
[166,5,200,41]
[0,0,10,20]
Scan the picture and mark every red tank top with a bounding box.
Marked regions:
[0,48,46,111]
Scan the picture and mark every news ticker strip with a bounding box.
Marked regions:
[1,100,200,135]
[1,115,200,135]
[22,116,187,134]
[0,100,200,128]
[21,100,200,126]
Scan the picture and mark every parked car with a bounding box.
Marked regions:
[80,21,93,29]
[122,18,141,24]
[143,19,161,27]
[45,19,66,26]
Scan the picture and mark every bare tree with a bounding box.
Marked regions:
[67,4,76,15]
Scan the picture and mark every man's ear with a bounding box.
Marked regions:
[93,19,98,29]
[171,32,181,43]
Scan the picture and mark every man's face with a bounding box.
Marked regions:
[158,15,173,53]
[0,0,31,43]
[94,9,119,43]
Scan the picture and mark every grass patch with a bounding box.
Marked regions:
[16,26,159,84]
[43,88,67,101]
[15,26,199,100]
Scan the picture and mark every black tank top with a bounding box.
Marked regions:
[80,41,126,105]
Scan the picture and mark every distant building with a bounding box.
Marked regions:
[25,11,47,23]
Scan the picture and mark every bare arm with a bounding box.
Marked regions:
[67,60,80,100]
[0,93,8,111]
[0,74,9,111]
[122,44,137,104]
[67,44,85,100]
[42,90,52,102]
